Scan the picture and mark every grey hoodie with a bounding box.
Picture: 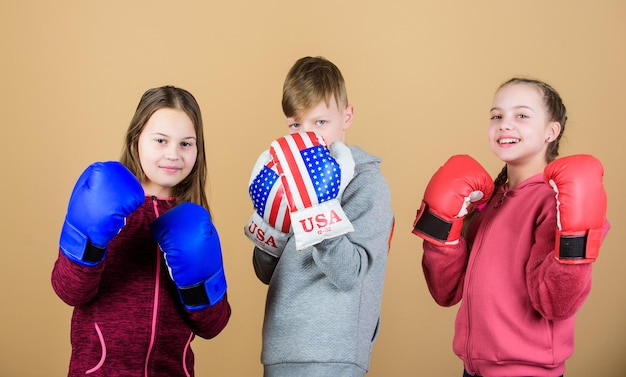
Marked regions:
[252,145,394,377]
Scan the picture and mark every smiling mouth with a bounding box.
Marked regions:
[498,138,520,145]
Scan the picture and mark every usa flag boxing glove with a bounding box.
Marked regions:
[270,132,355,250]
[244,150,292,258]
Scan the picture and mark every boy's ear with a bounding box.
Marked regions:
[343,105,354,130]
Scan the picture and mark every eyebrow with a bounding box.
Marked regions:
[149,132,197,140]
[489,105,534,112]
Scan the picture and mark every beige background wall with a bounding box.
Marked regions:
[1,1,624,376]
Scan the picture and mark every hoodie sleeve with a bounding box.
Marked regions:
[421,238,469,307]
[183,294,232,339]
[526,213,609,321]
[252,246,280,285]
[51,251,105,306]
[309,160,394,291]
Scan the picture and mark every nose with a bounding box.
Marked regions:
[164,144,180,160]
[300,124,315,133]
[499,117,514,130]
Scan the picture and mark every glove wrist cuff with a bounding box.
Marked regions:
[178,267,227,311]
[554,228,603,264]
[59,220,106,266]
[412,203,463,245]
[290,199,354,250]
[245,213,291,258]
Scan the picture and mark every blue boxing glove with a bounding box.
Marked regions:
[59,161,145,266]
[151,202,227,311]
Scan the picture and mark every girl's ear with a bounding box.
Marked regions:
[546,121,561,142]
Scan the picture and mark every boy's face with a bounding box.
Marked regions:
[286,96,353,145]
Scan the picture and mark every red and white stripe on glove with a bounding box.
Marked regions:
[244,150,292,257]
[270,132,354,250]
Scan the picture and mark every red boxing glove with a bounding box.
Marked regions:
[413,155,494,245]
[544,154,608,264]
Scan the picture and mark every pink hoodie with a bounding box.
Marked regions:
[422,173,609,377]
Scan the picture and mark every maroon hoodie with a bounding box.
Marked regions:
[52,196,231,377]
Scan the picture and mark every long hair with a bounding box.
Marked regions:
[119,85,209,210]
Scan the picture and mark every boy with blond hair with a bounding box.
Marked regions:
[244,56,394,377]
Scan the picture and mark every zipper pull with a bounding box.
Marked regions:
[151,195,160,217]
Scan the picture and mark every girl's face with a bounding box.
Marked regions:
[137,108,197,197]
[285,95,353,146]
[488,83,560,169]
